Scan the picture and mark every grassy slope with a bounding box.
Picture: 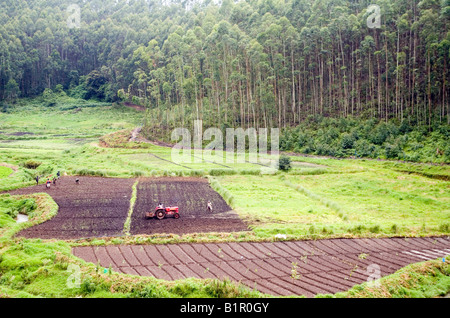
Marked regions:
[218,160,449,239]
[0,167,12,179]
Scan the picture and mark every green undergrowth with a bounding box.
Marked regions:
[123,180,139,236]
[0,167,13,179]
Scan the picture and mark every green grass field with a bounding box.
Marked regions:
[0,98,449,298]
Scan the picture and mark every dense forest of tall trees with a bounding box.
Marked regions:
[0,0,449,134]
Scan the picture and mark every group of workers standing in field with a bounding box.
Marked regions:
[35,171,61,189]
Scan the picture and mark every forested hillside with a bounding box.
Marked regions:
[0,0,449,137]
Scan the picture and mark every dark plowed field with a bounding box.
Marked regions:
[5,176,248,239]
[73,236,450,297]
[7,176,136,239]
[130,177,249,235]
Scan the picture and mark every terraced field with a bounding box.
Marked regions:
[73,236,450,297]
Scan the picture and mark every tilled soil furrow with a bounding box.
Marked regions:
[130,266,152,277]
[118,246,141,266]
[143,265,173,280]
[215,261,251,281]
[367,252,411,268]
[313,271,358,290]
[173,264,202,279]
[94,246,117,270]
[191,244,223,263]
[326,269,365,285]
[282,241,314,256]
[250,258,287,278]
[337,239,371,255]
[130,178,248,235]
[156,245,182,265]
[168,245,197,264]
[227,260,261,280]
[271,241,301,257]
[184,263,217,280]
[314,239,349,255]
[256,242,293,258]
[261,257,305,276]
[387,237,420,250]
[417,237,449,249]
[351,238,388,253]
[433,248,450,256]
[107,246,129,267]
[303,240,328,256]
[178,244,208,263]
[271,276,324,297]
[215,243,246,260]
[129,246,153,266]
[12,176,135,239]
[332,239,365,254]
[204,244,233,262]
[377,251,418,267]
[203,261,245,281]
[244,278,297,297]
[281,258,320,275]
[73,246,97,264]
[120,266,140,276]
[377,237,417,251]
[246,242,283,258]
[369,238,403,252]
[162,265,187,281]
[142,245,166,266]
[350,253,401,272]
[401,237,436,250]
[295,255,346,273]
[271,276,326,296]
[428,237,450,247]
[239,280,278,297]
[324,239,358,255]
[337,267,371,282]
[290,241,320,255]
[402,251,432,261]
[239,260,274,279]
[294,274,342,294]
[233,242,267,259]
[407,249,444,260]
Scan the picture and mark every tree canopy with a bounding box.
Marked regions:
[0,0,448,132]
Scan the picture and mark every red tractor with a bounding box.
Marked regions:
[145,206,180,220]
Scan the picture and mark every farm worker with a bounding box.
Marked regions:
[53,177,57,185]
[57,171,60,179]
[158,202,164,209]
[35,176,39,185]
[75,178,80,184]
[207,201,213,213]
[46,178,51,189]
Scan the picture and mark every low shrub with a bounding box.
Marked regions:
[24,160,42,169]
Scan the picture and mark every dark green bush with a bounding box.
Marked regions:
[278,156,292,171]
[385,143,401,159]
[341,133,355,149]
